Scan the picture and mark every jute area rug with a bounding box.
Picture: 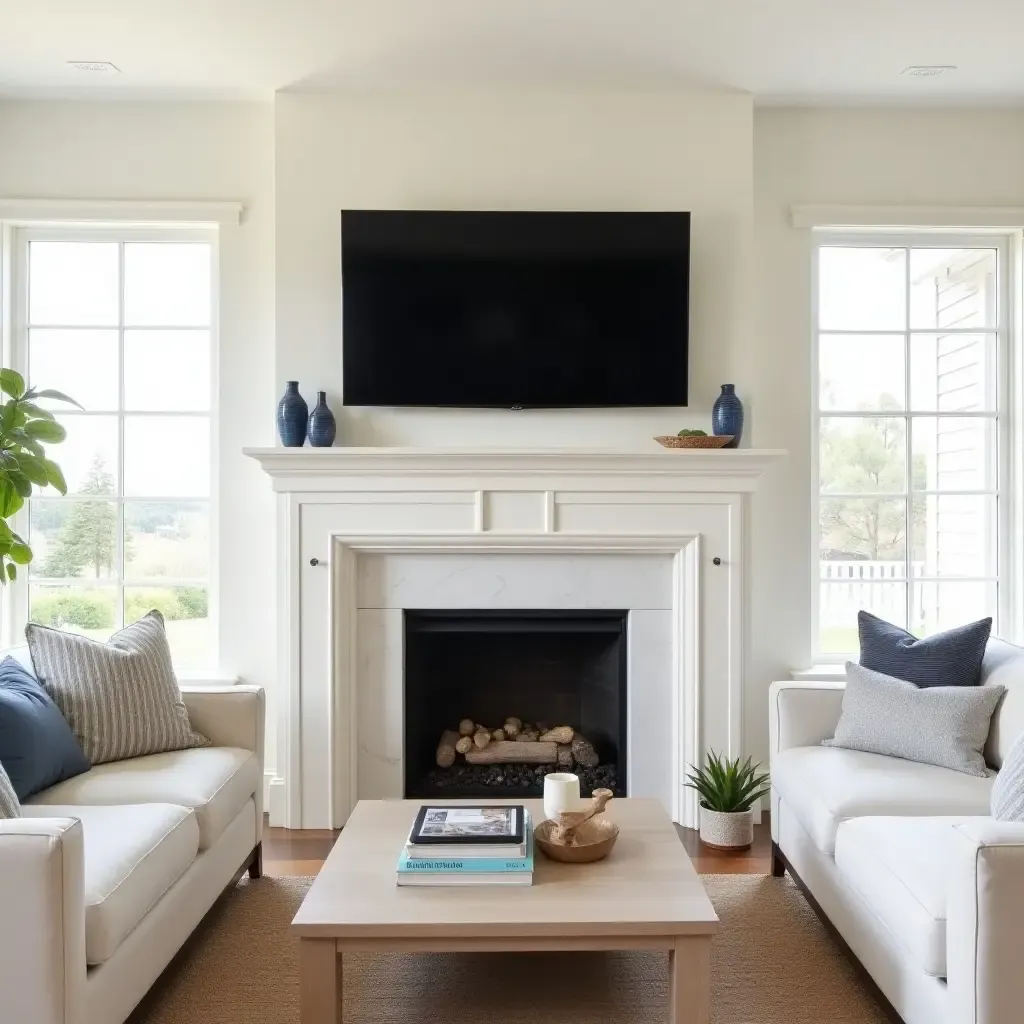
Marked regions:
[132,874,889,1024]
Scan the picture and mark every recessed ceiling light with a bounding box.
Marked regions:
[902,65,956,77]
[67,61,120,74]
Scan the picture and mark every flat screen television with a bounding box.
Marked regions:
[341,210,690,408]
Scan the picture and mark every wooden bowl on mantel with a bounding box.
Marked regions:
[534,817,620,863]
[655,434,733,449]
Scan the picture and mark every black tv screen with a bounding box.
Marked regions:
[341,210,689,408]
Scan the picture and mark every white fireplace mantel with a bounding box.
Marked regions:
[245,445,785,830]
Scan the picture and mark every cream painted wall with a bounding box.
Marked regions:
[0,101,279,777]
[275,90,755,444]
[747,107,1024,764]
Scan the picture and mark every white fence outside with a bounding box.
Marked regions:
[820,560,924,628]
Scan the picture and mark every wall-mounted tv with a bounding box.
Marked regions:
[341,210,690,408]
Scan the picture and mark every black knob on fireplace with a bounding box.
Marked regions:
[309,557,320,567]
[712,557,722,566]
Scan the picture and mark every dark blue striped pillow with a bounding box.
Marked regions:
[858,611,992,688]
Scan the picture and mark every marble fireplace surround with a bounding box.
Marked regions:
[245,447,785,829]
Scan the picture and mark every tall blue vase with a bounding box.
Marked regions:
[712,384,743,449]
[308,391,337,447]
[277,381,308,447]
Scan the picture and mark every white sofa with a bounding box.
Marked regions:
[769,639,1024,1024]
[0,646,265,1024]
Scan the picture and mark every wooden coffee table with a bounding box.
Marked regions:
[292,797,718,1024]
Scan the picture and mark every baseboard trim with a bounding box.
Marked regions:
[771,842,905,1024]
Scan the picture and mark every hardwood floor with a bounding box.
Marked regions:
[263,819,772,876]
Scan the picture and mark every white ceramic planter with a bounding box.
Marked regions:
[698,806,754,851]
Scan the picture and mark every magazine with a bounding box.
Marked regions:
[408,805,525,846]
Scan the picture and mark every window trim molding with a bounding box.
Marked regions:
[1,221,220,668]
[810,228,1018,662]
[793,205,1024,230]
[0,199,242,228]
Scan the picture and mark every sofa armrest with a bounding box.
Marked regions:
[768,679,845,761]
[0,818,86,1024]
[182,685,265,755]
[948,820,1024,1024]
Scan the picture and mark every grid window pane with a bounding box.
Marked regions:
[910,334,996,412]
[124,417,210,498]
[125,503,209,579]
[911,495,997,578]
[820,417,907,494]
[912,581,997,636]
[819,247,906,331]
[29,242,119,326]
[909,249,997,330]
[819,582,907,653]
[124,243,211,327]
[910,417,996,492]
[819,334,905,412]
[28,329,119,412]
[125,330,211,411]
[820,498,907,568]
[20,233,214,668]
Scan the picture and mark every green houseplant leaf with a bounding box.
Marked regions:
[0,370,76,583]
[684,750,771,813]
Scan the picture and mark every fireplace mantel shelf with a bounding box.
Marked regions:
[244,446,786,490]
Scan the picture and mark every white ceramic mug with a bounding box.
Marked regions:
[543,772,581,822]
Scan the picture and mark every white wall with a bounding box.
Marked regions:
[0,101,280,778]
[747,107,1024,764]
[275,89,755,444]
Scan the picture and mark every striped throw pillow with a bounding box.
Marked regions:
[992,732,1024,821]
[26,610,208,765]
[0,761,19,818]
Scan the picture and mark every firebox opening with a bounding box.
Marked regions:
[403,609,628,800]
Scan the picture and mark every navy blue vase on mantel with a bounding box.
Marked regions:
[276,381,308,447]
[712,384,744,449]
[308,391,337,447]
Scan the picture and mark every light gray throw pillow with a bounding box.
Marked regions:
[992,731,1024,820]
[824,661,1004,777]
[0,761,19,818]
[26,610,208,766]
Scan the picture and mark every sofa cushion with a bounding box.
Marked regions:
[835,816,985,978]
[858,610,992,687]
[20,802,199,964]
[772,745,993,855]
[27,746,259,850]
[0,655,90,800]
[982,638,1024,769]
[825,662,1004,777]
[26,610,208,765]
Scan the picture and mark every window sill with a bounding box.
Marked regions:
[790,664,847,682]
[176,671,240,687]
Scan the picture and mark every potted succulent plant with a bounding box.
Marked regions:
[685,750,771,851]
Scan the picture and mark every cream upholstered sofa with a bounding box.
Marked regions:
[769,638,1024,1024]
[0,645,265,1024]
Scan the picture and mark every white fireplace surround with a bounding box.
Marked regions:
[245,446,785,830]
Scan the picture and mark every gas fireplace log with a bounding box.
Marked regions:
[556,743,574,769]
[539,726,574,744]
[473,729,492,750]
[436,730,460,768]
[455,736,473,755]
[491,728,506,742]
[458,718,476,737]
[571,734,599,769]
[519,729,540,743]
[503,719,521,739]
[464,741,558,765]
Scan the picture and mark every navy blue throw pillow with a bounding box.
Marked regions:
[858,611,992,688]
[0,655,90,800]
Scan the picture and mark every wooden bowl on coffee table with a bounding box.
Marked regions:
[534,817,620,863]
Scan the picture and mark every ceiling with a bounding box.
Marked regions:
[3,0,1024,103]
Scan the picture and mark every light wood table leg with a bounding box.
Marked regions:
[300,938,341,1024]
[669,935,711,1024]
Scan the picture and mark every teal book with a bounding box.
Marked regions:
[398,819,534,875]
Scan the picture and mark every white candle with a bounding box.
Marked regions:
[543,772,581,821]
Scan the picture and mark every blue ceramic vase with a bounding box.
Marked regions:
[712,384,743,449]
[277,381,308,447]
[308,391,337,447]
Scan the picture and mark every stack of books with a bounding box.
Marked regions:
[396,804,533,886]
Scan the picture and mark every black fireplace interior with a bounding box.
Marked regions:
[404,609,627,799]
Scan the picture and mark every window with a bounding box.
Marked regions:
[814,234,1007,657]
[9,227,216,669]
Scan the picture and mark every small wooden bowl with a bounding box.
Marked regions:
[655,435,733,449]
[534,818,620,863]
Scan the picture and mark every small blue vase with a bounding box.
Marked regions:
[308,391,337,447]
[712,384,743,449]
[277,381,308,447]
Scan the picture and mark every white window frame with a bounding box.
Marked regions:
[0,222,219,666]
[811,229,1014,662]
